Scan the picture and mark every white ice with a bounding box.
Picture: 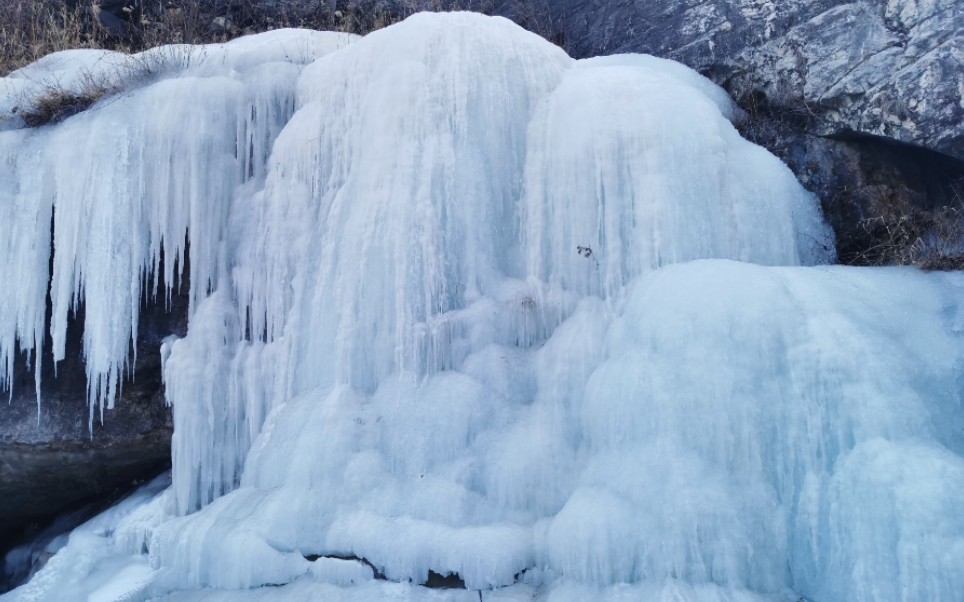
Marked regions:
[2,11,961,602]
[0,29,355,419]
[1,474,169,602]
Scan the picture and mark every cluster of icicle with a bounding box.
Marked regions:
[2,12,962,602]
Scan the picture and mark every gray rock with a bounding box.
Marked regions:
[0,288,186,557]
[210,16,236,34]
[529,0,963,161]
[90,1,132,39]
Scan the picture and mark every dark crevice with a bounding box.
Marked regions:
[304,553,387,581]
[825,129,964,172]
[1,229,187,572]
[732,92,964,269]
[425,570,466,589]
[0,469,169,594]
[302,553,532,595]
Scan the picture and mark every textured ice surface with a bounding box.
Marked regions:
[0,29,355,418]
[2,475,169,602]
[2,11,962,602]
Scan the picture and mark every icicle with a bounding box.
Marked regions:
[0,29,354,425]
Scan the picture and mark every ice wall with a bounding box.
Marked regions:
[0,29,356,419]
[162,11,830,516]
[3,11,962,602]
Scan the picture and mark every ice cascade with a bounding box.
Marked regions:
[0,29,355,421]
[2,12,962,602]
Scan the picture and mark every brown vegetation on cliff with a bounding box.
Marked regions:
[0,1,429,76]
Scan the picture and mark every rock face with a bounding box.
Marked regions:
[550,0,963,161]
[0,289,185,564]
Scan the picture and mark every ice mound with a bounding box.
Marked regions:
[3,11,961,602]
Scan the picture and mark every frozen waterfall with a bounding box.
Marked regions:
[1,12,962,602]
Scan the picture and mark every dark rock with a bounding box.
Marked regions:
[90,2,132,40]
[302,554,475,590]
[210,16,237,35]
[2,500,99,591]
[304,553,388,580]
[742,121,964,266]
[424,570,467,589]
[0,283,186,556]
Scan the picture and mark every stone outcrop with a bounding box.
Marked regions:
[0,289,185,566]
[550,0,963,161]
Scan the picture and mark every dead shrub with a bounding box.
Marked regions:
[850,205,964,270]
[12,42,207,128]
[18,84,109,127]
[0,2,95,76]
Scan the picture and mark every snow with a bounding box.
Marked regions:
[2,11,962,602]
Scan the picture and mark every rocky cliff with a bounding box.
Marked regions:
[552,1,962,157]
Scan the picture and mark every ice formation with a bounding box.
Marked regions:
[2,11,962,602]
[0,28,355,419]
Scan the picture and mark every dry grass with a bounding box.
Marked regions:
[1,1,569,77]
[10,38,210,127]
[849,204,964,270]
[2,1,519,128]
[0,1,386,126]
[0,2,96,76]
[0,1,417,77]
[0,2,280,76]
[16,78,116,127]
